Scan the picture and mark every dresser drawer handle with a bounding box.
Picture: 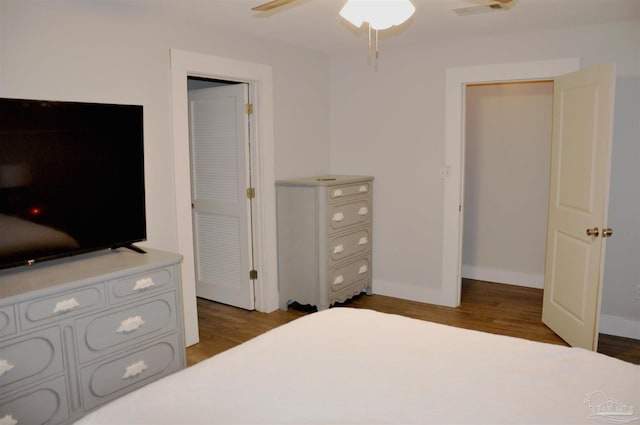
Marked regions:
[333,244,344,254]
[133,277,156,291]
[358,207,368,216]
[332,189,343,197]
[116,316,146,333]
[0,359,15,377]
[122,360,148,379]
[333,275,344,285]
[52,297,80,314]
[358,236,368,246]
[0,414,18,425]
[332,212,344,222]
[359,185,368,193]
[358,265,368,274]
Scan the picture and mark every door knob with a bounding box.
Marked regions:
[586,227,599,237]
[602,228,613,238]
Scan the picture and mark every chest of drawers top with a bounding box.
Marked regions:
[0,249,182,302]
[276,175,373,189]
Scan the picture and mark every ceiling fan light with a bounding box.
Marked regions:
[339,0,415,31]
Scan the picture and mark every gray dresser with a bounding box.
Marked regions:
[276,175,373,311]
[0,248,185,425]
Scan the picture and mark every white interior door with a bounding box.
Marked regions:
[542,63,616,350]
[188,83,255,310]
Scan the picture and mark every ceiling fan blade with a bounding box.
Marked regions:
[459,0,513,4]
[251,0,297,12]
[454,0,516,14]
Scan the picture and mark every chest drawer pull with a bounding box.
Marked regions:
[332,212,344,222]
[358,265,368,274]
[358,207,369,216]
[359,185,368,193]
[0,414,18,425]
[116,316,146,333]
[332,189,343,198]
[52,297,80,314]
[358,236,369,246]
[333,275,344,286]
[0,358,15,377]
[122,360,148,379]
[333,244,345,254]
[133,277,156,291]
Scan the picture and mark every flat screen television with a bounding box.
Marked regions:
[0,97,146,270]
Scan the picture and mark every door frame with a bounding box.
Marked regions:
[171,49,279,346]
[441,58,580,308]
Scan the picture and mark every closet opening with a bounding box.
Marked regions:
[461,80,554,301]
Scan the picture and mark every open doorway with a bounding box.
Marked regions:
[446,61,619,350]
[170,49,279,347]
[440,58,580,308]
[461,81,553,292]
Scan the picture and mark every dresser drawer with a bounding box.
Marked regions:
[0,305,16,339]
[328,256,371,293]
[0,375,69,425]
[108,267,175,304]
[0,327,64,391]
[75,291,177,363]
[328,181,371,202]
[328,228,371,265]
[328,199,371,233]
[80,334,181,411]
[19,286,105,330]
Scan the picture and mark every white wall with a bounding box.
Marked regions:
[0,0,331,255]
[462,82,553,289]
[330,20,640,337]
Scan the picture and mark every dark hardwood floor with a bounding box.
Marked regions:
[186,279,640,366]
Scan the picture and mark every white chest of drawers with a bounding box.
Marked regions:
[276,175,373,311]
[0,249,184,425]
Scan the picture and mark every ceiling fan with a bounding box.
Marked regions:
[251,0,515,59]
[252,0,516,13]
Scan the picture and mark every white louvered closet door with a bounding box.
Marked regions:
[188,83,254,310]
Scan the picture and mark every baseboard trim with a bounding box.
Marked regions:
[462,265,544,289]
[599,314,640,340]
[372,279,448,305]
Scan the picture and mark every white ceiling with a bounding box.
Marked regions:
[160,0,640,54]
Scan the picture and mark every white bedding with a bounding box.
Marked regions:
[76,308,639,425]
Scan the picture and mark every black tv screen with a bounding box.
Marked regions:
[0,97,146,269]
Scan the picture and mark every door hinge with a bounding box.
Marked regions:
[246,187,255,199]
[245,103,253,115]
[249,269,258,280]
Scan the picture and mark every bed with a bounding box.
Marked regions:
[75,308,639,424]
